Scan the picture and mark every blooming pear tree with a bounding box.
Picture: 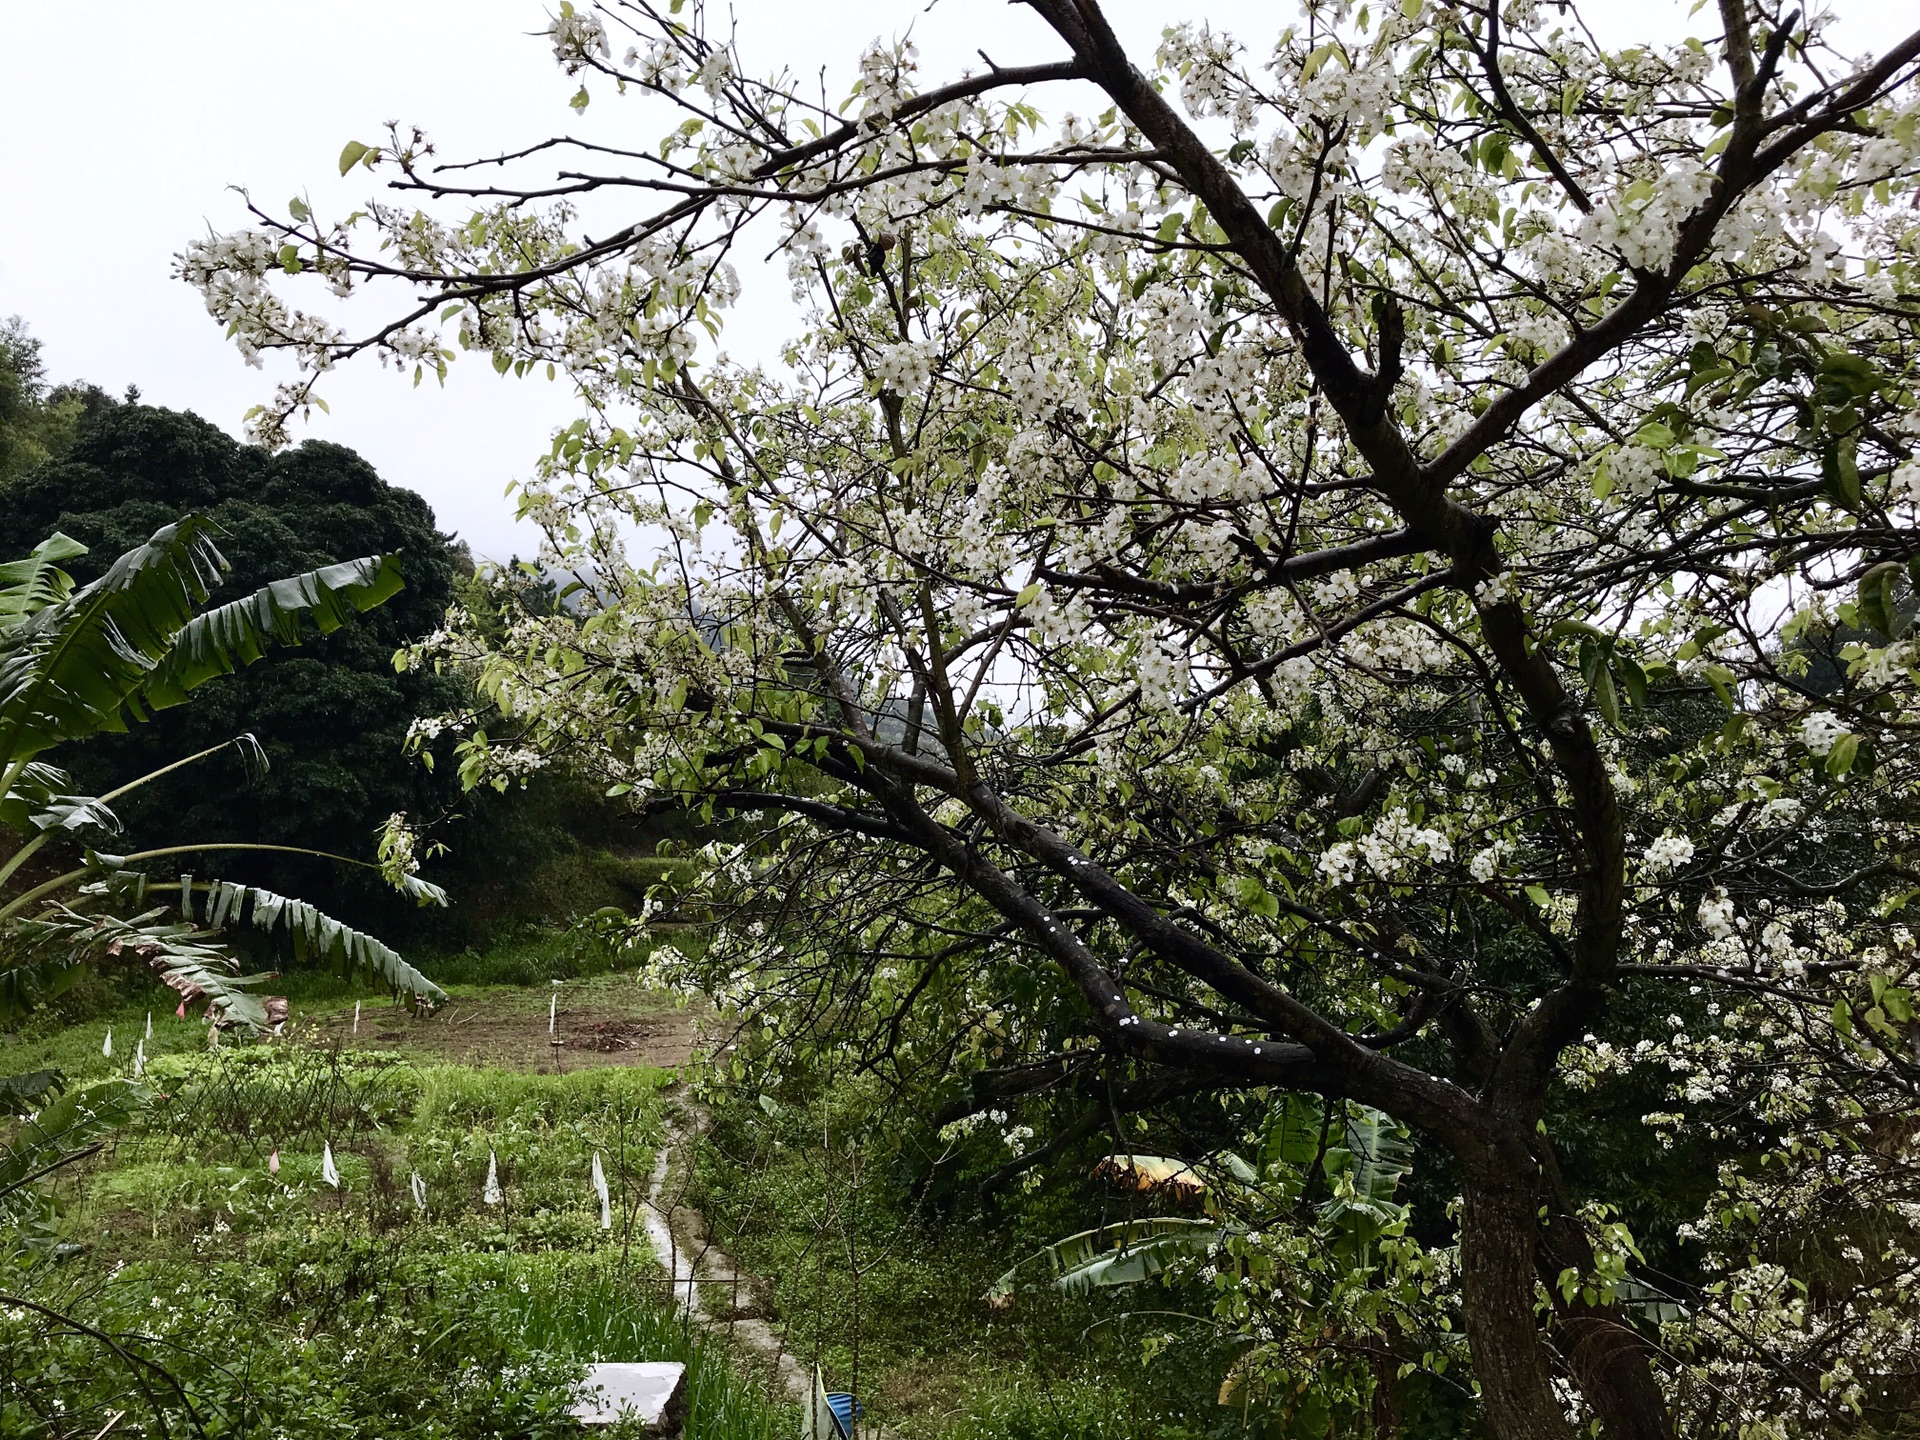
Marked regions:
[181,0,1920,1434]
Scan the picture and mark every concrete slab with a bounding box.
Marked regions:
[572,1362,688,1432]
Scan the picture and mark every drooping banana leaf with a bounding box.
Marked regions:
[189,878,446,1007]
[987,1216,1227,1302]
[140,553,405,709]
[17,789,120,838]
[6,904,277,1029]
[0,762,76,832]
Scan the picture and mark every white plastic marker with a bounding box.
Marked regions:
[145,1011,153,1041]
[102,1027,112,1059]
[805,1367,838,1440]
[591,1152,611,1230]
[353,1001,361,1035]
[549,994,556,1034]
[269,1149,280,1175]
[410,1170,428,1211]
[483,1150,502,1205]
[132,1038,146,1078]
[321,1142,340,1189]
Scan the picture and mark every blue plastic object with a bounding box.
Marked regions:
[825,1393,863,1438]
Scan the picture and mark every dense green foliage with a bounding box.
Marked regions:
[0,319,118,488]
[0,516,446,1037]
[691,1072,1262,1440]
[0,403,464,930]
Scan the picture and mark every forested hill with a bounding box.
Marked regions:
[0,400,465,930]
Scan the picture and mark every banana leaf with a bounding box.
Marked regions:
[0,533,87,628]
[190,878,446,1007]
[987,1216,1227,1302]
[0,518,402,769]
[140,553,405,709]
[6,904,278,1029]
[0,519,228,768]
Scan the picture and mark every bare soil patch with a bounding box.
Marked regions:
[304,986,703,1072]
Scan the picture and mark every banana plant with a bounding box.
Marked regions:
[986,1215,1227,1303]
[986,1096,1415,1303]
[0,1074,149,1258]
[0,520,447,1031]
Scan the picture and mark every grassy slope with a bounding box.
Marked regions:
[0,955,787,1440]
[6,940,1251,1440]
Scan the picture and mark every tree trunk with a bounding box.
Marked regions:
[1458,1170,1578,1440]
[1540,1213,1674,1440]
[1459,1155,1674,1440]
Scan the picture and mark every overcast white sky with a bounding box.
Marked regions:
[2,2,1910,559]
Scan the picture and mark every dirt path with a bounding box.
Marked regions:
[644,1107,813,1401]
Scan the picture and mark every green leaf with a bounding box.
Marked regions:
[139,553,405,710]
[1301,42,1337,82]
[1588,660,1622,729]
[0,1078,149,1216]
[1876,887,1920,917]
[1331,1105,1412,1211]
[1698,663,1737,711]
[0,518,230,770]
[1857,562,1903,637]
[1825,732,1860,777]
[188,878,445,1008]
[1822,431,1861,508]
[1616,655,1650,709]
[337,140,375,176]
[1258,1094,1327,1183]
[0,533,87,629]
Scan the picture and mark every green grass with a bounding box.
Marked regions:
[494,1254,794,1440]
[0,1247,790,1440]
[0,1012,786,1440]
[5,963,1247,1440]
